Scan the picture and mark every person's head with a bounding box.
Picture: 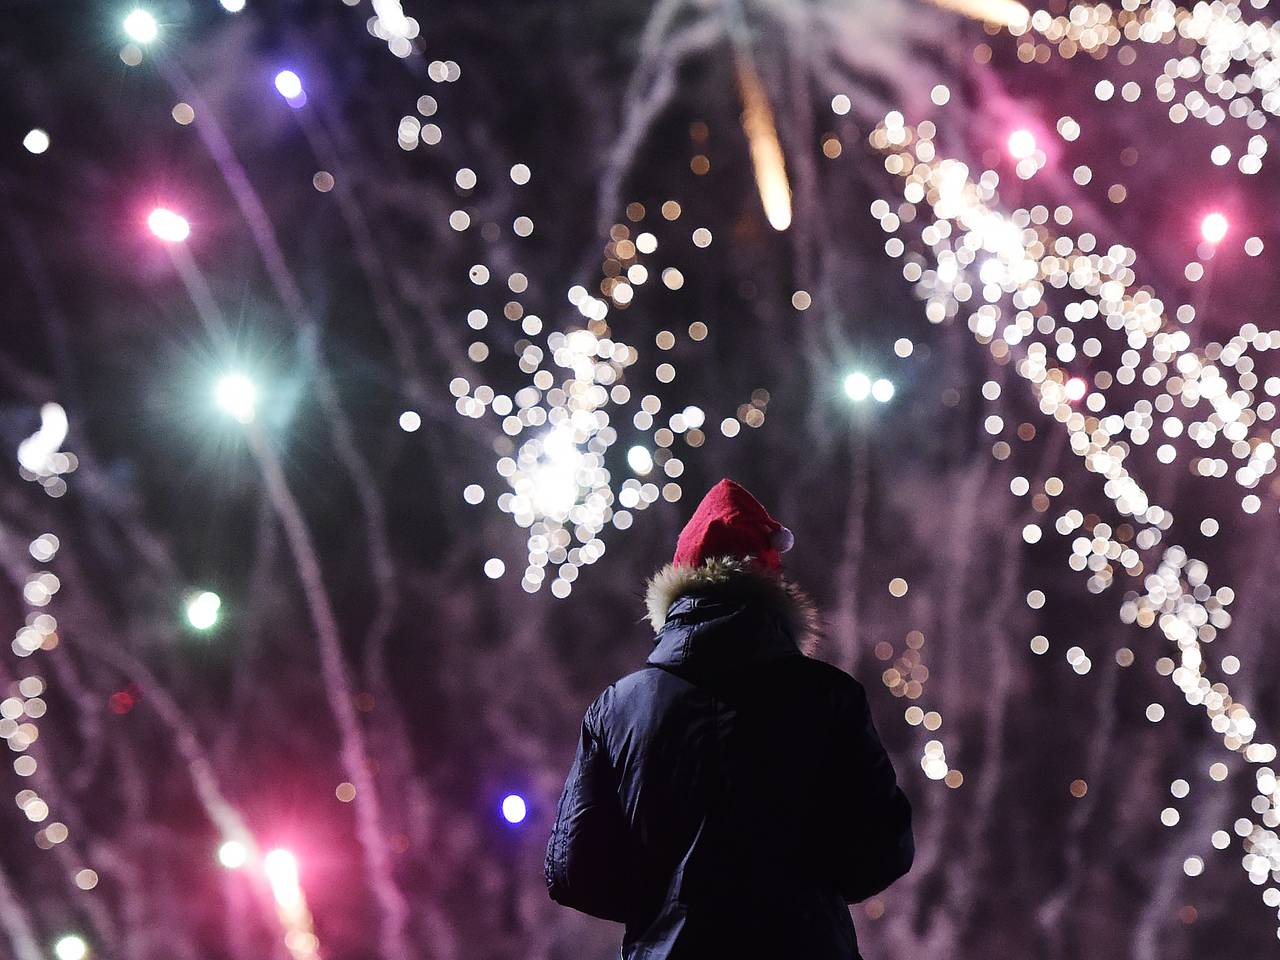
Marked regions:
[671,478,793,574]
[645,478,816,651]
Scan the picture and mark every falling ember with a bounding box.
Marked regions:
[735,57,792,232]
[265,848,301,908]
[1201,212,1228,245]
[16,402,68,475]
[264,849,321,960]
[926,0,1030,28]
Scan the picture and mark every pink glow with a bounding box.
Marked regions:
[264,848,301,909]
[1201,212,1228,244]
[147,207,190,242]
[1007,128,1036,160]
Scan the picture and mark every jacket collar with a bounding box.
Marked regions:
[648,592,803,672]
[643,557,819,669]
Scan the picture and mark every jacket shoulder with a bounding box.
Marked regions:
[595,658,868,724]
[584,666,677,716]
[799,655,868,688]
[773,655,871,705]
[610,656,866,695]
[608,665,683,701]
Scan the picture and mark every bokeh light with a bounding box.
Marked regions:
[147,207,190,243]
[843,372,871,401]
[217,839,248,869]
[264,848,301,908]
[871,105,1280,932]
[274,70,304,101]
[23,129,49,154]
[185,591,221,630]
[215,373,257,424]
[501,793,527,824]
[1007,128,1036,160]
[122,10,158,44]
[54,935,87,960]
[626,445,653,474]
[1201,212,1228,245]
[73,869,98,891]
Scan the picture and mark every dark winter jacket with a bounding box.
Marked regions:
[546,560,914,960]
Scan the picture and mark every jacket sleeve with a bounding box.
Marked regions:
[545,693,634,922]
[828,677,914,903]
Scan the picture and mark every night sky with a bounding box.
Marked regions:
[2,1,1279,958]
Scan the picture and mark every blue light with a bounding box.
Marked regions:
[500,794,527,824]
[274,70,305,106]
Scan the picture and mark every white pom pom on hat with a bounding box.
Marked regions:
[772,525,795,554]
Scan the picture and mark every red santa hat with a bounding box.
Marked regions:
[673,478,794,572]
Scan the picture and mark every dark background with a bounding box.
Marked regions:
[1,1,1278,957]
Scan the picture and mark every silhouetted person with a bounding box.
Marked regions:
[546,478,913,959]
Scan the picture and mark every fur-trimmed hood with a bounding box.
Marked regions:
[644,556,819,653]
